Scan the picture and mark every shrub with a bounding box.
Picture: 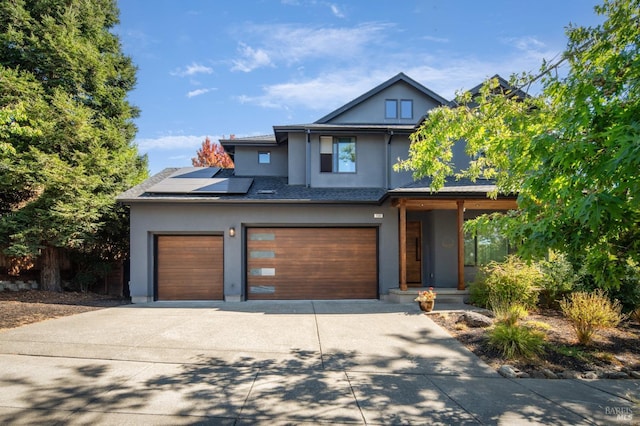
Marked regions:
[469,256,541,309]
[559,290,625,345]
[489,293,528,326]
[537,252,578,308]
[487,323,545,359]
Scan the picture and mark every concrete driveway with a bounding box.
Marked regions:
[0,300,637,425]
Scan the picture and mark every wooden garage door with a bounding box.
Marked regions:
[247,227,378,300]
[156,235,223,300]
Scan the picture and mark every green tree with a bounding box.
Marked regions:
[0,0,147,291]
[397,0,640,290]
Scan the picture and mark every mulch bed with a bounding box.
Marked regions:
[431,308,640,377]
[0,290,130,330]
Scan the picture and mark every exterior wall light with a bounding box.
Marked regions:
[229,227,236,237]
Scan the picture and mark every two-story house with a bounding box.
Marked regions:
[118,73,517,303]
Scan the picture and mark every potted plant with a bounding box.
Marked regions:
[415,287,437,312]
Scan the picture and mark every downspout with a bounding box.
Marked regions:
[386,130,394,189]
[305,128,311,188]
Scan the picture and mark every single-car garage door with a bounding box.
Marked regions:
[247,227,378,300]
[156,235,223,300]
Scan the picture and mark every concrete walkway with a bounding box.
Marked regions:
[0,301,637,425]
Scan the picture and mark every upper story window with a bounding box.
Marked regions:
[320,136,356,173]
[385,99,413,119]
[385,100,398,118]
[258,151,271,164]
[400,99,413,119]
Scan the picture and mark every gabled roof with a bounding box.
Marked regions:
[463,74,529,103]
[314,72,449,124]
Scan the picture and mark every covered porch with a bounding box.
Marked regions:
[392,196,518,295]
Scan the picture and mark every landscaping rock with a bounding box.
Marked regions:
[630,371,640,379]
[605,371,629,379]
[530,370,547,379]
[541,368,558,379]
[498,365,519,378]
[561,370,581,379]
[582,371,598,380]
[498,365,530,378]
[457,311,493,328]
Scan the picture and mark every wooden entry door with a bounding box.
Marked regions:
[406,221,422,286]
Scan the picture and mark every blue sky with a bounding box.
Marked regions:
[115,0,602,175]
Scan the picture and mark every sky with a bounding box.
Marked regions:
[115,0,603,175]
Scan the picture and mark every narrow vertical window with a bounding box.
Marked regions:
[400,99,413,119]
[320,136,333,172]
[385,99,397,118]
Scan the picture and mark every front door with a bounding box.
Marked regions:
[406,221,422,286]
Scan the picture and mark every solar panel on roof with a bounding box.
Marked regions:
[145,177,253,195]
[168,167,220,179]
[193,178,254,194]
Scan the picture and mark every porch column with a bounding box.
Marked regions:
[457,200,465,290]
[399,200,407,290]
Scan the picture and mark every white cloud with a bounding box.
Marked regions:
[328,3,345,18]
[236,70,394,111]
[186,88,216,98]
[234,45,562,112]
[135,135,212,152]
[231,43,273,72]
[229,23,390,72]
[501,36,559,64]
[171,62,214,77]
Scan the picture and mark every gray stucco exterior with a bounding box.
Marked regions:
[129,201,398,303]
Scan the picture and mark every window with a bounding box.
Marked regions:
[386,99,413,119]
[320,136,356,173]
[385,100,397,118]
[258,151,271,164]
[400,99,413,119]
[464,222,510,266]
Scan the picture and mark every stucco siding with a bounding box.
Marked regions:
[129,202,399,302]
[287,133,306,185]
[389,136,414,189]
[429,210,460,288]
[308,133,386,188]
[234,145,288,177]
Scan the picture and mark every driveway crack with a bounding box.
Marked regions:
[311,301,325,370]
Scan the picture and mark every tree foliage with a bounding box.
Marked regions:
[192,137,234,168]
[397,0,640,289]
[0,0,148,291]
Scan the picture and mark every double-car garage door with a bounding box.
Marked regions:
[247,227,378,300]
[155,228,378,301]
